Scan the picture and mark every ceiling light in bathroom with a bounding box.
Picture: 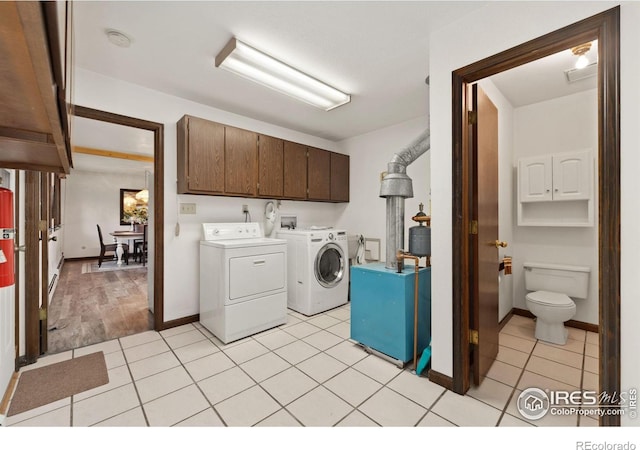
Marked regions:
[571,42,592,69]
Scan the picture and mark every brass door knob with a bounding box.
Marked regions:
[494,240,508,248]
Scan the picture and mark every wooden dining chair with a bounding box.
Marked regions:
[134,224,148,266]
[97,224,129,267]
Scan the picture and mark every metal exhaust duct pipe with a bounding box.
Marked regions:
[379,129,430,269]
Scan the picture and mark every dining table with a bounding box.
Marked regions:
[110,230,144,265]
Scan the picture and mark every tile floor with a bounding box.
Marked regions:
[4,309,599,427]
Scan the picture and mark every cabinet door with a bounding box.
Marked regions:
[330,152,349,202]
[258,134,283,198]
[178,116,225,193]
[225,126,257,196]
[283,141,307,199]
[518,156,552,202]
[552,150,591,201]
[307,147,331,201]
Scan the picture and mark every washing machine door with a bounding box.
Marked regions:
[314,242,345,288]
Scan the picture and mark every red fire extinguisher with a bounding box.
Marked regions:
[0,187,15,288]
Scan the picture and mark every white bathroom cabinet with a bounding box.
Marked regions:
[517,150,594,227]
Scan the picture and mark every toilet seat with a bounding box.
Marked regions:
[526,290,574,307]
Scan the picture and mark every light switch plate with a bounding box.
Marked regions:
[180,203,196,214]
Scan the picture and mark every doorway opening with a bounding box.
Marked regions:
[450,8,620,426]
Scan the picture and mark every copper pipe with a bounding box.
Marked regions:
[396,250,420,370]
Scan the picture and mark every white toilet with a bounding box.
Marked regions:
[523,262,590,345]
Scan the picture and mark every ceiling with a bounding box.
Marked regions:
[69,1,597,174]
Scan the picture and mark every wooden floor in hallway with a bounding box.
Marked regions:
[47,259,153,355]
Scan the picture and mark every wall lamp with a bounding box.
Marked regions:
[215,37,351,111]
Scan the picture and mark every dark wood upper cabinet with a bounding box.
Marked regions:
[225,126,257,196]
[307,147,331,201]
[258,135,284,198]
[283,141,308,200]
[177,115,225,194]
[330,152,350,202]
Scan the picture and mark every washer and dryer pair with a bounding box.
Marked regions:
[276,227,349,316]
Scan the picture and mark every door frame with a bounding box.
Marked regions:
[71,106,165,331]
[450,7,620,426]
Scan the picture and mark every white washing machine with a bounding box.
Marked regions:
[200,222,287,343]
[276,227,349,316]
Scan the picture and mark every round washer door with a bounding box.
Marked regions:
[314,242,345,288]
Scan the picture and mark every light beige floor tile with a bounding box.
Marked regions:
[387,370,446,409]
[198,366,255,405]
[306,314,342,330]
[74,364,132,401]
[302,330,343,351]
[506,389,578,426]
[215,386,280,426]
[499,413,535,427]
[279,315,302,329]
[103,350,127,369]
[173,339,220,364]
[358,387,426,426]
[326,322,351,339]
[467,377,514,411]
[260,367,318,406]
[431,390,501,426]
[119,330,161,349]
[143,384,210,426]
[545,337,585,355]
[194,323,214,339]
[324,368,382,407]
[23,351,72,370]
[336,410,379,427]
[586,331,599,345]
[501,323,537,341]
[174,408,224,427]
[128,351,180,381]
[93,407,147,427]
[5,398,69,426]
[499,333,536,354]
[533,342,584,369]
[159,323,196,338]
[353,355,403,384]
[584,356,599,374]
[7,405,70,427]
[240,352,290,383]
[417,412,456,427]
[208,334,251,350]
[253,329,298,350]
[486,360,523,387]
[255,409,301,427]
[526,355,581,387]
[184,351,235,381]
[585,343,599,358]
[324,341,368,366]
[567,327,586,342]
[135,366,193,403]
[296,352,347,383]
[287,310,308,321]
[123,339,170,363]
[164,329,207,350]
[281,321,322,339]
[74,339,121,357]
[73,384,140,427]
[287,386,352,426]
[274,340,319,365]
[496,345,529,368]
[579,414,600,427]
[582,371,598,391]
[518,370,577,393]
[223,340,270,365]
[506,315,535,329]
[325,308,351,321]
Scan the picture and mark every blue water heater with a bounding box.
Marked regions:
[350,262,431,364]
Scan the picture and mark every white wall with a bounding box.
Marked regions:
[512,89,598,324]
[74,68,345,322]
[429,2,640,425]
[335,116,430,261]
[62,170,146,258]
[477,79,515,322]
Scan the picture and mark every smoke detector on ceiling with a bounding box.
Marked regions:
[106,29,132,48]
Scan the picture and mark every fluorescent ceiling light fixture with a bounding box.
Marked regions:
[215,38,350,111]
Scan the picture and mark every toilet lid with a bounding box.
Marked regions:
[526,290,574,307]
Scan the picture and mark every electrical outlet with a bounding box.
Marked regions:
[242,204,249,213]
[180,203,196,214]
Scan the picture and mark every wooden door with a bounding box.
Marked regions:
[307,147,330,201]
[283,141,307,199]
[472,85,500,386]
[225,126,257,196]
[258,135,283,198]
[330,152,349,202]
[182,116,224,193]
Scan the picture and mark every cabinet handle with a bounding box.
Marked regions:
[253,259,266,265]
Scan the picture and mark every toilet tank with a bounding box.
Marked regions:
[523,262,590,299]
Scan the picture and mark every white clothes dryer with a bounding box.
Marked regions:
[276,227,349,316]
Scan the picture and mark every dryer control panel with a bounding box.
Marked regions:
[202,222,262,241]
